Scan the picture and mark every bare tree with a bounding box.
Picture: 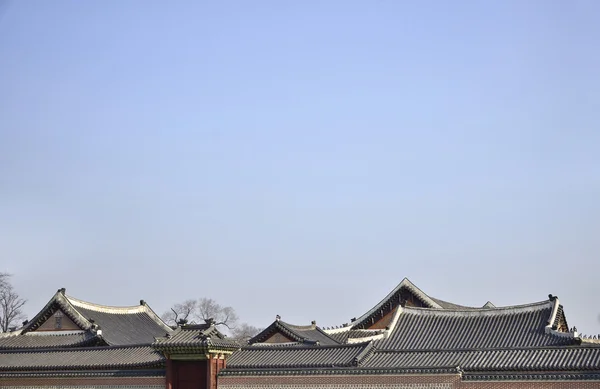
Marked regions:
[230,323,262,343]
[162,297,261,339]
[196,298,239,330]
[0,273,26,333]
[162,298,239,329]
[161,299,197,325]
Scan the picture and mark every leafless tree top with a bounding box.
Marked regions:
[0,273,27,333]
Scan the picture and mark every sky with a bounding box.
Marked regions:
[0,1,599,335]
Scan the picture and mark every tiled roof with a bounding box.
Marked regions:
[227,343,373,370]
[249,320,340,346]
[0,369,166,378]
[325,330,350,344]
[429,297,483,310]
[0,330,103,350]
[153,323,240,353]
[347,329,385,339]
[223,279,599,379]
[68,296,173,346]
[18,289,173,347]
[362,346,600,372]
[376,301,575,350]
[0,346,164,371]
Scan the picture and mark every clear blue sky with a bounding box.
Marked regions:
[1,1,599,333]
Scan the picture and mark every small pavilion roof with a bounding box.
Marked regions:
[153,321,240,354]
[249,319,341,346]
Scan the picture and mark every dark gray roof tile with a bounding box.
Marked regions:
[227,343,371,369]
[363,346,600,372]
[0,346,164,371]
[68,297,173,346]
[376,301,575,350]
[0,331,103,350]
[153,324,240,352]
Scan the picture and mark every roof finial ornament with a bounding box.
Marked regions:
[177,318,188,326]
[276,315,281,321]
[205,317,215,326]
[311,320,316,327]
[58,288,66,294]
[140,300,145,305]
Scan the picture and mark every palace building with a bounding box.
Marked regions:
[1,278,599,389]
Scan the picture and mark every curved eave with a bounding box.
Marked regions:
[66,295,174,335]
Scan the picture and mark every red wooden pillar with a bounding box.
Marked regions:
[165,358,173,389]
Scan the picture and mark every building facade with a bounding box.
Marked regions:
[1,279,599,389]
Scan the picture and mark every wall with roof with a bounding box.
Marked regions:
[0,376,164,388]
[460,381,600,388]
[218,374,461,389]
[218,374,600,389]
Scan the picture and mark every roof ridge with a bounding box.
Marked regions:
[400,299,553,316]
[281,321,315,331]
[429,296,482,310]
[354,341,375,366]
[372,344,585,353]
[243,342,370,351]
[18,330,88,337]
[0,344,158,354]
[248,342,305,348]
[66,295,147,313]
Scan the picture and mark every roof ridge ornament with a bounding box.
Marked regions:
[204,318,215,326]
